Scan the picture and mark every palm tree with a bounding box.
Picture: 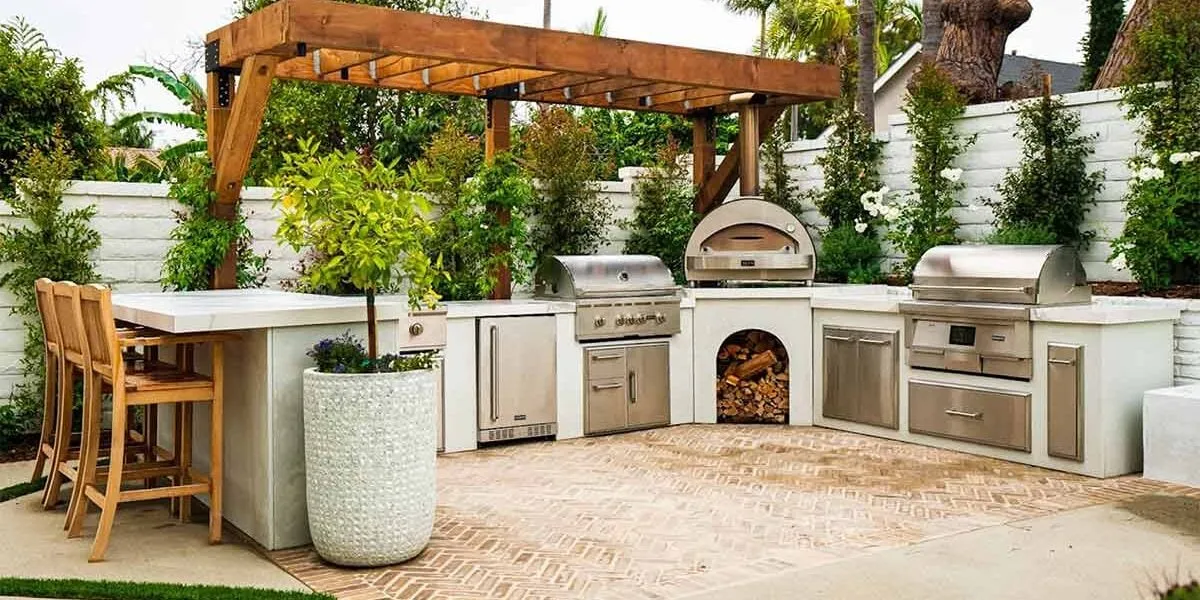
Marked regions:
[767,0,920,71]
[921,0,942,59]
[713,0,780,56]
[580,7,608,36]
[543,0,552,28]
[112,65,207,163]
[857,0,876,122]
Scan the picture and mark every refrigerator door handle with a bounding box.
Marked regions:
[489,324,500,422]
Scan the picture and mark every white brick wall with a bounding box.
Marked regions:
[783,88,1137,282]
[1176,303,1200,386]
[0,179,638,403]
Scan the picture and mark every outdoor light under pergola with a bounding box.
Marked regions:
[202,0,839,295]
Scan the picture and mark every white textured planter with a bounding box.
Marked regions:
[302,368,437,567]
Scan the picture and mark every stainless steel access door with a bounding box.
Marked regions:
[478,316,558,433]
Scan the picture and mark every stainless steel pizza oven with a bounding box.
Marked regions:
[684,197,817,284]
[899,245,1091,381]
[535,255,681,342]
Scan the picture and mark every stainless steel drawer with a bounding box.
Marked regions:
[908,380,1031,452]
[586,348,627,381]
[585,378,628,435]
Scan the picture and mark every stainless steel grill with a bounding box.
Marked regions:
[899,245,1092,381]
[535,255,681,341]
[684,197,817,285]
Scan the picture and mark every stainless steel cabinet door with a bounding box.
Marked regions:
[585,378,628,434]
[627,343,670,428]
[855,330,899,429]
[822,327,858,421]
[478,316,557,430]
[1047,343,1084,461]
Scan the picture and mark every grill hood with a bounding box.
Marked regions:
[534,255,679,300]
[909,245,1091,306]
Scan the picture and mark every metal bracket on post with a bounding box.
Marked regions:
[204,40,221,73]
[215,71,234,108]
[484,84,520,101]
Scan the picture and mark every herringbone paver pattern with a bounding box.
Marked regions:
[270,425,1195,599]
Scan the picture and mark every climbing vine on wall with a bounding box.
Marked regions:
[159,156,268,291]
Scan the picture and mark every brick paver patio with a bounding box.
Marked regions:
[269,425,1193,599]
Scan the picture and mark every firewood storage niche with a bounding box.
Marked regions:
[717,329,789,424]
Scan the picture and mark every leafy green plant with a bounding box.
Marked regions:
[1079,0,1125,90]
[1110,2,1200,289]
[0,577,334,600]
[272,139,443,361]
[407,124,535,300]
[0,18,103,195]
[519,107,613,265]
[808,99,885,282]
[112,65,207,165]
[986,224,1058,245]
[761,119,803,217]
[986,94,1103,247]
[888,63,971,278]
[159,156,268,291]
[818,223,883,284]
[308,332,438,374]
[0,136,100,445]
[623,140,697,283]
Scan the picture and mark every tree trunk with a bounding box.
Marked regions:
[543,0,552,28]
[857,0,877,124]
[365,288,378,366]
[921,0,945,59]
[1093,0,1154,89]
[934,0,1033,103]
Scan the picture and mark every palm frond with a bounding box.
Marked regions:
[113,110,205,132]
[1,17,49,55]
[129,65,197,106]
[157,140,208,164]
[89,71,139,121]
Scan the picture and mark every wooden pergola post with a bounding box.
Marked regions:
[485,98,512,300]
[691,114,716,213]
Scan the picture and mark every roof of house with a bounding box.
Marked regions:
[998,53,1084,95]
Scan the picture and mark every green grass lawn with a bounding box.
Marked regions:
[0,578,334,600]
[0,476,45,503]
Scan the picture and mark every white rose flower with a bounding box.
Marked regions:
[1133,166,1165,181]
[854,221,868,234]
[1190,151,1200,160]
[1170,152,1189,164]
[939,167,963,182]
[878,186,890,196]
[866,204,880,217]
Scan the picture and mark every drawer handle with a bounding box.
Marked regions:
[912,348,944,355]
[409,322,424,336]
[1048,358,1076,365]
[592,383,623,390]
[824,335,852,342]
[858,338,891,346]
[984,355,1021,362]
[945,409,982,419]
[591,353,623,361]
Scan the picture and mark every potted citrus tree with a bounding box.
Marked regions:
[272,139,443,567]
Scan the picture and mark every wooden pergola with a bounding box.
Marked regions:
[203,0,839,293]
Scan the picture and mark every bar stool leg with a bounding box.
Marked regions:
[89,394,128,562]
[67,371,101,538]
[178,402,193,524]
[32,354,56,484]
[143,405,158,489]
[43,365,74,510]
[209,342,224,544]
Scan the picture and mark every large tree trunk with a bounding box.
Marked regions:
[1093,0,1154,89]
[857,0,876,124]
[543,0,551,28]
[921,0,945,59]
[934,0,1033,103]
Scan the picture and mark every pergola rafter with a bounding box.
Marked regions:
[203,0,839,293]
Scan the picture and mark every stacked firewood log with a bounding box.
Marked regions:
[716,330,789,424]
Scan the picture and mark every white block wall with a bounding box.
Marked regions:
[783,88,1136,282]
[1175,304,1200,386]
[0,179,638,403]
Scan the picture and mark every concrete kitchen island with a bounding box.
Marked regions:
[112,289,417,551]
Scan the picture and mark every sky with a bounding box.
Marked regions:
[3,0,1103,147]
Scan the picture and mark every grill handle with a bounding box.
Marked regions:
[910,284,1034,295]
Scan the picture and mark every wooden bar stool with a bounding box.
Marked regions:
[41,281,162,513]
[67,284,235,562]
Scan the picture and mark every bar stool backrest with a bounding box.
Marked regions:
[78,285,118,377]
[34,278,61,355]
[50,281,88,368]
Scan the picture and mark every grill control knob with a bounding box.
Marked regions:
[654,313,666,324]
[636,314,647,324]
[594,316,606,328]
[616,316,625,326]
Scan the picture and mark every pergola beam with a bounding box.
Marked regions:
[696,105,788,214]
[207,0,839,100]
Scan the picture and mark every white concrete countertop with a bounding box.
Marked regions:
[1032,298,1183,325]
[112,289,409,333]
[443,299,576,319]
[810,285,912,313]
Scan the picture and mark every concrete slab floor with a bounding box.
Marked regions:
[0,460,37,489]
[684,496,1200,600]
[0,488,308,592]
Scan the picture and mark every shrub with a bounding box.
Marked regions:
[1110,2,1200,289]
[888,64,971,278]
[986,224,1058,245]
[160,156,268,291]
[818,224,883,284]
[308,331,437,374]
[0,136,99,444]
[623,140,697,283]
[0,19,102,195]
[986,94,1103,246]
[761,119,803,217]
[520,108,613,265]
